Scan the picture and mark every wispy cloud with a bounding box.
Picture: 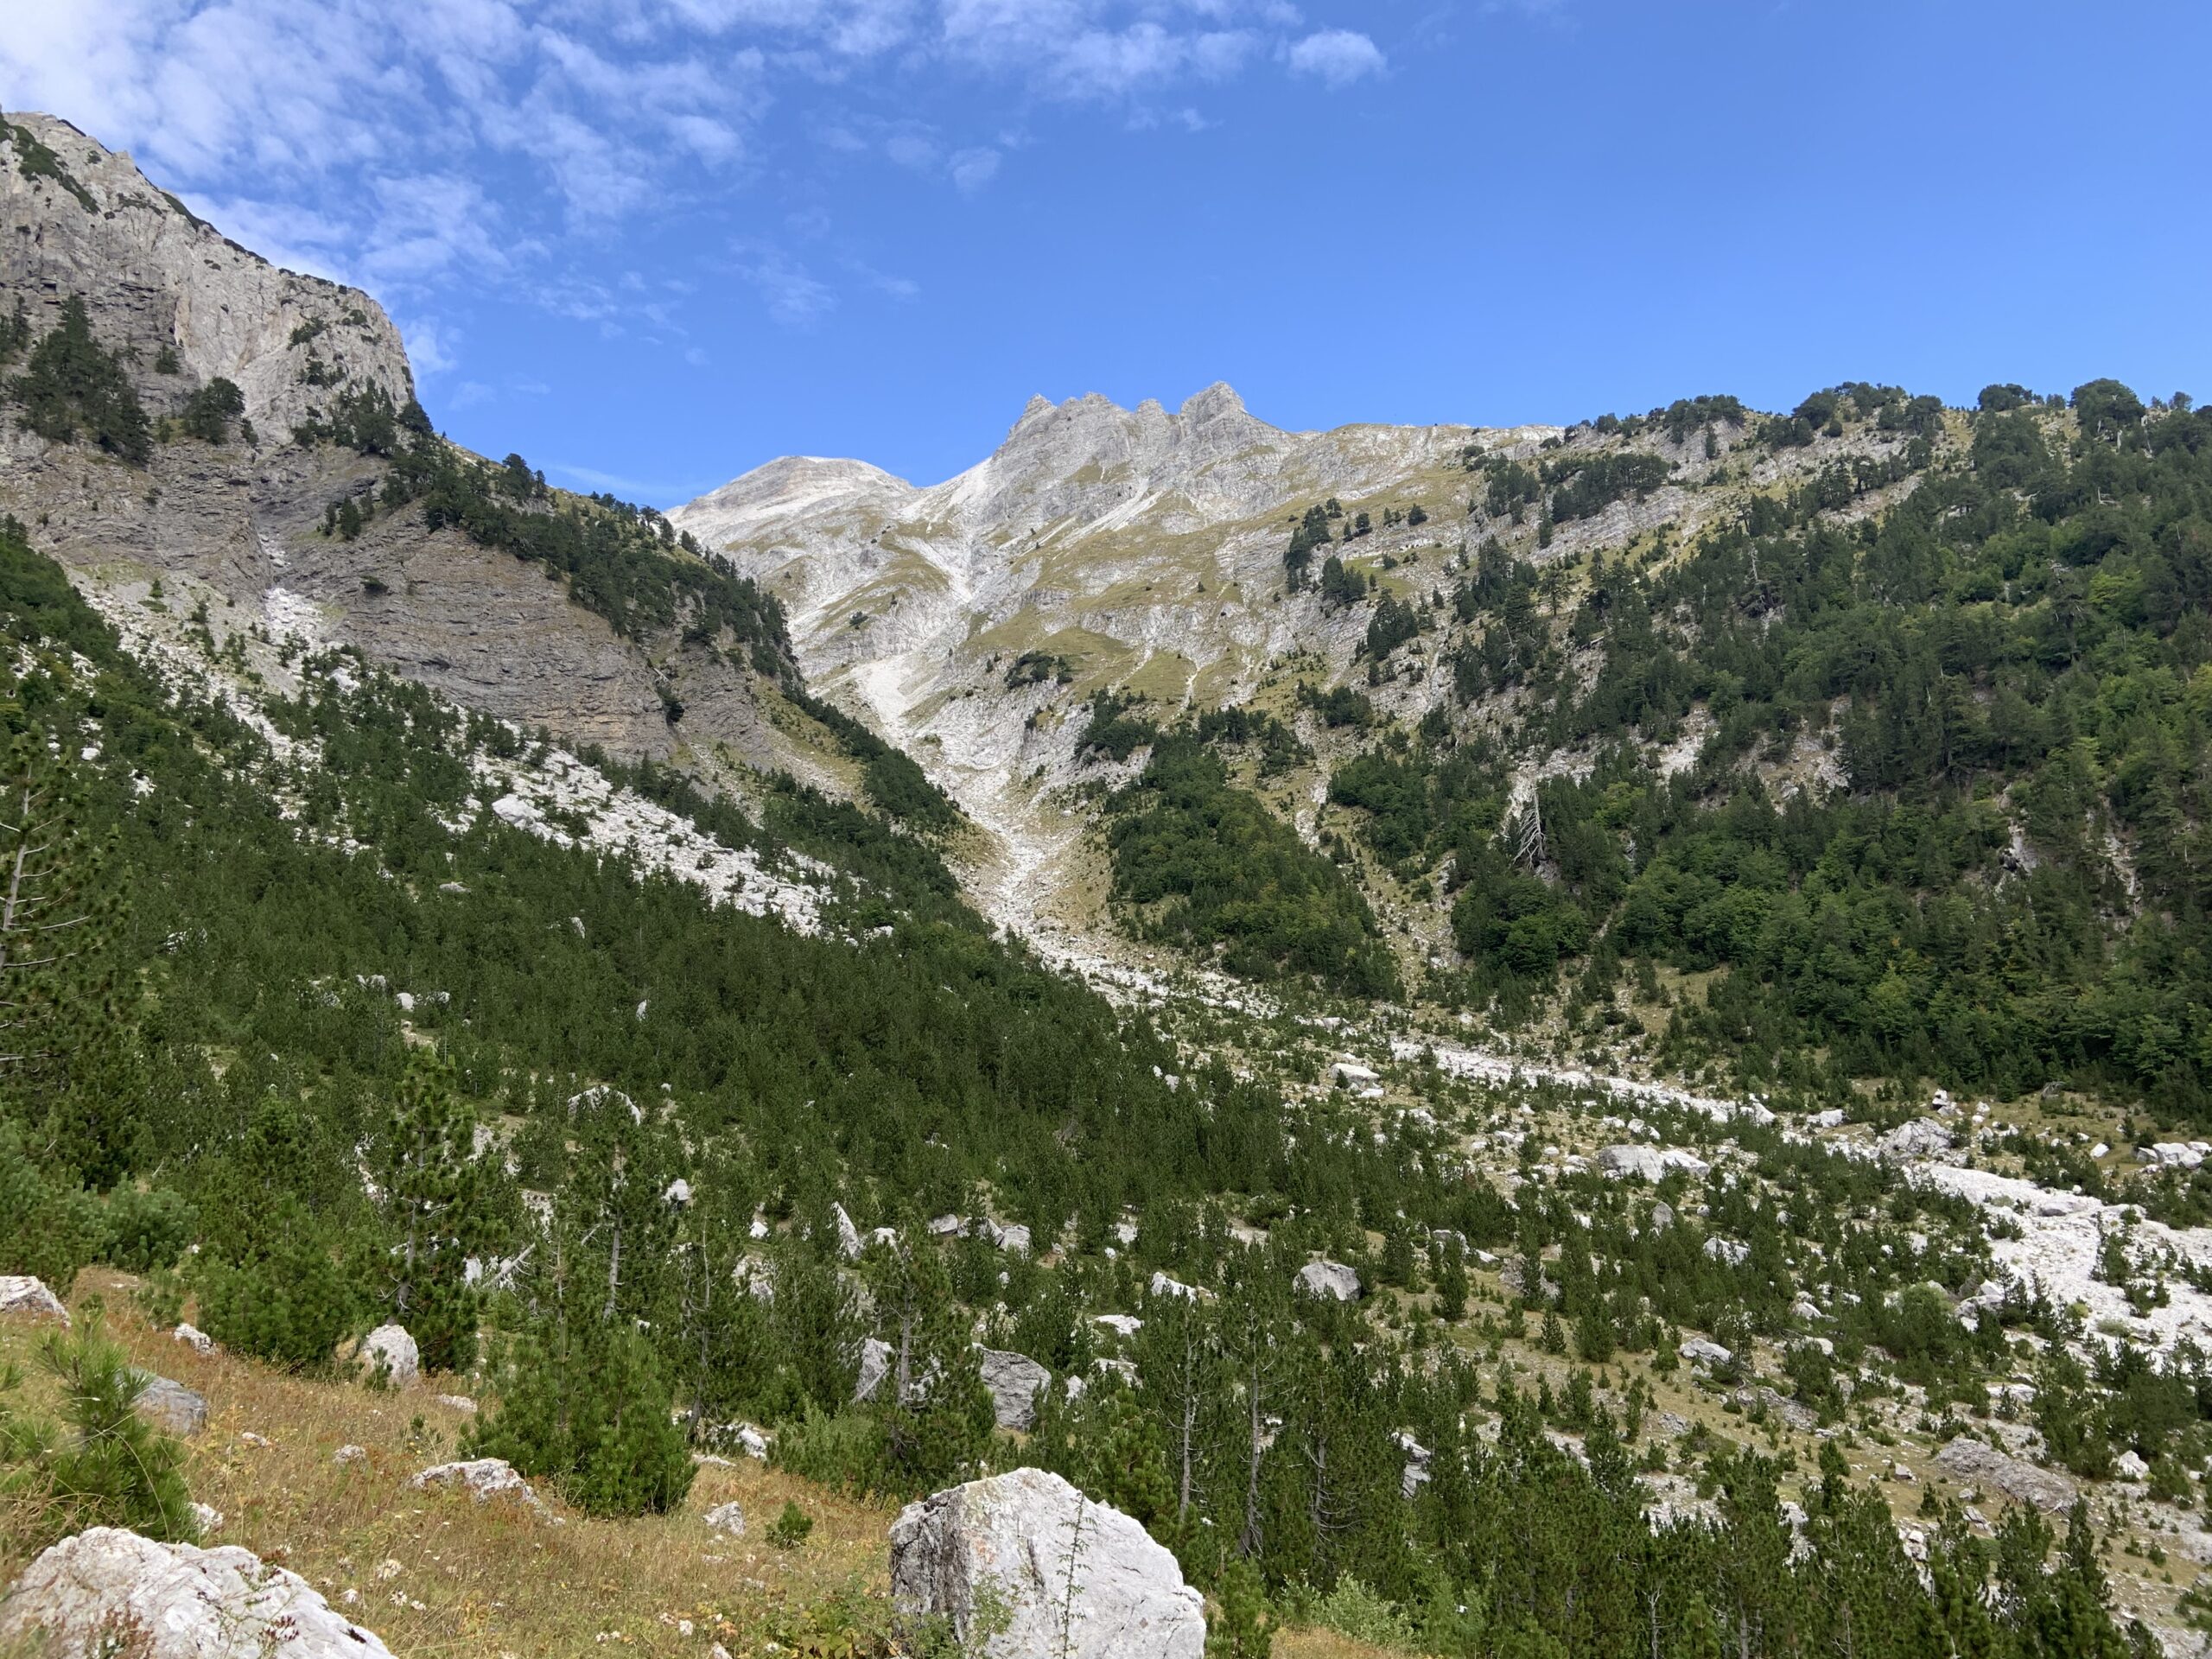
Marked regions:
[739,249,838,326]
[1285,28,1386,88]
[0,0,1383,365]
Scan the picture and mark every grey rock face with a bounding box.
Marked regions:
[1679,1338,1735,1370]
[855,1336,893,1403]
[0,1275,70,1325]
[359,1324,420,1389]
[976,1348,1051,1432]
[171,1323,214,1355]
[703,1501,747,1536]
[0,115,810,804]
[1598,1144,1666,1181]
[1295,1260,1361,1301]
[888,1468,1205,1659]
[1878,1118,1955,1161]
[0,115,414,441]
[1932,1436,2078,1513]
[0,1526,395,1657]
[410,1457,543,1510]
[134,1376,207,1437]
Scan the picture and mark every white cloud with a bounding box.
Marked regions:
[0,0,1359,359]
[740,250,836,325]
[1285,26,1384,87]
[398,315,460,375]
[948,144,1001,191]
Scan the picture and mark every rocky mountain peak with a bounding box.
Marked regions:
[0,111,414,439]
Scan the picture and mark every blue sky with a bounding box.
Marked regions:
[8,2,2209,502]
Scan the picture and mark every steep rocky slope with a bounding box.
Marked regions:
[0,111,829,798]
[674,381,1859,957]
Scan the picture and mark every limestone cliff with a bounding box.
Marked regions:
[0,112,821,791]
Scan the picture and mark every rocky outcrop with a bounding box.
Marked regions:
[703,1501,747,1536]
[1878,1118,1955,1161]
[1296,1260,1362,1301]
[359,1323,420,1389]
[410,1458,543,1510]
[976,1349,1051,1432]
[1933,1436,2078,1514]
[855,1336,893,1404]
[0,1275,70,1324]
[0,115,413,440]
[134,1376,208,1437]
[888,1468,1205,1658]
[0,1526,394,1657]
[0,113,818,806]
[1598,1144,1666,1181]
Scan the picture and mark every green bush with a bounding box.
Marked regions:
[766,1499,813,1550]
[467,1318,695,1517]
[192,1198,356,1370]
[101,1186,197,1273]
[0,1319,197,1551]
[0,1122,103,1290]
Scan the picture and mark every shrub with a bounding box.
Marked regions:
[0,1319,197,1552]
[101,1186,197,1273]
[192,1198,355,1370]
[766,1499,813,1550]
[467,1318,696,1517]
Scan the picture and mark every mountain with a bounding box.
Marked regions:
[684,369,2212,1116]
[0,111,837,798]
[0,104,2207,1659]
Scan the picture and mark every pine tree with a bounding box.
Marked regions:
[861,1229,993,1496]
[4,1318,197,1545]
[9,297,151,464]
[373,1051,488,1376]
[0,733,146,1188]
[468,1230,695,1517]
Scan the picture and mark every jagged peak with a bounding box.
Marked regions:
[1180,381,1247,422]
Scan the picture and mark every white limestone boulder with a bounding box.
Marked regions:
[1295,1260,1362,1301]
[410,1457,543,1510]
[0,1526,394,1656]
[889,1468,1204,1658]
[0,1275,69,1325]
[359,1324,419,1389]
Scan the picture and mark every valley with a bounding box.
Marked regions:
[0,104,2209,1659]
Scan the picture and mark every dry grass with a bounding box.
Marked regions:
[6,1274,899,1658]
[3,1274,1380,1657]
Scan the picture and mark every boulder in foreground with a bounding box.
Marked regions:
[0,1275,70,1325]
[889,1467,1204,1658]
[0,1526,394,1657]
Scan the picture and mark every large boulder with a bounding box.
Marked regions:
[0,1526,394,1656]
[359,1324,419,1389]
[889,1468,1204,1658]
[1295,1261,1361,1301]
[1933,1436,2078,1514]
[0,1275,70,1325]
[976,1348,1051,1432]
[1878,1118,1955,1162]
[1597,1144,1666,1181]
[855,1336,893,1404]
[135,1376,208,1437]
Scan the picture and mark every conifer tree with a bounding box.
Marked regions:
[0,732,147,1188]
[373,1051,488,1375]
[861,1229,993,1496]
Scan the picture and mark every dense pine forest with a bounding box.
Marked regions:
[0,477,2182,1652]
